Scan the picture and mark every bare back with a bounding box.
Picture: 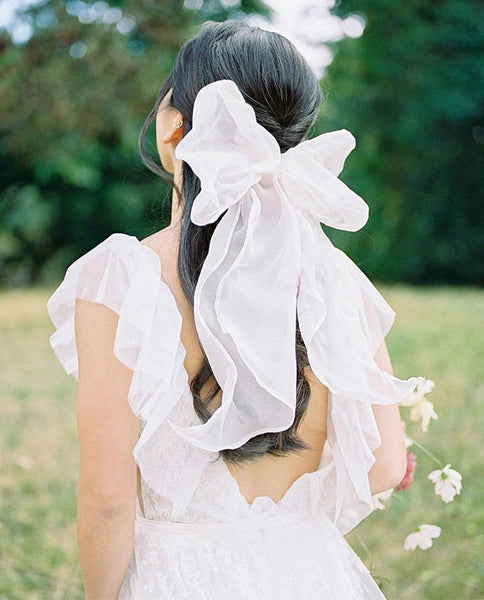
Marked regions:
[142,227,329,505]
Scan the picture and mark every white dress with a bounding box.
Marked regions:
[47,232,421,599]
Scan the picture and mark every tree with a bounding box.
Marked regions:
[318,0,484,284]
[0,0,269,285]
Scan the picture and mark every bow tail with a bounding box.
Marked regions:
[170,185,303,451]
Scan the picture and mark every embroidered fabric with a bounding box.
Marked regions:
[118,513,382,600]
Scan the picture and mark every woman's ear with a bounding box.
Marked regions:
[161,113,185,145]
[155,102,184,174]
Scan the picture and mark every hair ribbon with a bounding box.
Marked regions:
[168,79,419,453]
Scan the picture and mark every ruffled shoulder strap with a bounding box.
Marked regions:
[47,232,183,395]
[296,224,424,534]
[48,233,136,379]
[47,233,206,506]
[47,230,192,416]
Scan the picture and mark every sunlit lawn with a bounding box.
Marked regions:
[0,285,482,599]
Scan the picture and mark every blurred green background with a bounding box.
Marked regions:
[0,0,483,599]
[0,0,482,286]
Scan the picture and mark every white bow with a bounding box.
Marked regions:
[168,79,408,453]
[176,80,368,231]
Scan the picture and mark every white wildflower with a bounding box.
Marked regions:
[420,378,435,395]
[400,378,435,407]
[400,379,438,432]
[372,488,394,510]
[404,524,441,551]
[428,464,463,502]
[410,399,439,432]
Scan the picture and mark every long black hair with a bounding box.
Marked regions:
[139,20,323,464]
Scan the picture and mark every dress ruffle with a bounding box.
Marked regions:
[294,218,423,532]
[47,231,423,535]
[47,233,198,502]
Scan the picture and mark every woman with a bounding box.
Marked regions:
[47,20,422,599]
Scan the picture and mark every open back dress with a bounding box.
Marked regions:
[47,230,421,599]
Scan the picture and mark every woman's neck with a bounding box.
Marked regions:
[170,162,183,231]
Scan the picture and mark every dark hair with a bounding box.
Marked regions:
[139,20,323,464]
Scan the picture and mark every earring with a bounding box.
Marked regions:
[174,120,184,129]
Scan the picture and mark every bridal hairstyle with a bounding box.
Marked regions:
[139,20,323,463]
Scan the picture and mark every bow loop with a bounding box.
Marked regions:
[176,79,368,231]
[278,131,369,231]
[175,80,280,226]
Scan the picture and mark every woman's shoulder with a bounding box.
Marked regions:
[139,225,180,266]
[57,228,175,287]
[47,230,176,321]
[55,232,144,278]
[139,224,177,249]
[70,227,174,261]
[47,228,184,380]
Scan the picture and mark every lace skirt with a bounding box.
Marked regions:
[118,510,386,599]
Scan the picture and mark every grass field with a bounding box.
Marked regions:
[0,284,482,599]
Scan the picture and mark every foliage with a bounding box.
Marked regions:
[1,0,482,286]
[0,0,269,286]
[317,0,484,284]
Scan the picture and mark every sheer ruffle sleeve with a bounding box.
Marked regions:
[46,233,193,498]
[296,220,422,534]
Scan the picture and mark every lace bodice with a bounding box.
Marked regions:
[139,389,330,524]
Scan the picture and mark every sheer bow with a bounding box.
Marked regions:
[168,79,416,453]
[176,80,369,231]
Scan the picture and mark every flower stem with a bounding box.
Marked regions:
[410,439,444,467]
[354,533,373,561]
